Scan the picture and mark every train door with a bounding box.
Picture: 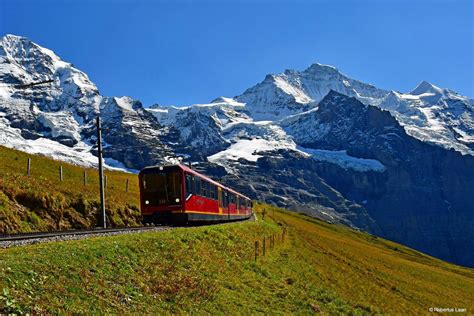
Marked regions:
[236,197,240,215]
[218,187,223,214]
[224,191,230,219]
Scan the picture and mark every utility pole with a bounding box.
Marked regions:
[96,116,106,228]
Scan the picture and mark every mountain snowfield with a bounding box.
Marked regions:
[1,34,474,267]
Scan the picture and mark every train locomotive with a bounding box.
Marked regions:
[139,164,253,224]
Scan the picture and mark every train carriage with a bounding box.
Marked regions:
[139,164,253,223]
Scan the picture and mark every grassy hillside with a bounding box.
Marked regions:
[0,145,141,233]
[1,203,473,314]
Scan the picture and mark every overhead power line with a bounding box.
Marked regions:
[14,79,54,89]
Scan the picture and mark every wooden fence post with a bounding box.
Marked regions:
[126,178,129,192]
[83,171,87,185]
[255,241,259,262]
[27,158,31,176]
[59,165,63,181]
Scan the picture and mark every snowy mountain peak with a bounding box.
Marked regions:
[234,61,389,120]
[410,80,443,96]
[2,34,31,46]
[0,33,100,110]
[304,62,339,74]
[112,96,140,111]
[263,74,277,82]
[2,34,66,76]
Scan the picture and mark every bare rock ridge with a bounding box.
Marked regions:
[1,34,473,267]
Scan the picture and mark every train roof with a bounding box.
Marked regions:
[140,164,251,200]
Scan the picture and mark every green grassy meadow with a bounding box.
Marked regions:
[0,145,473,314]
[0,203,473,314]
[0,145,141,232]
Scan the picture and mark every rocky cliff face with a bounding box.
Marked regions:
[282,91,474,266]
[1,34,473,267]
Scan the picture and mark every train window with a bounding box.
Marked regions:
[210,184,215,199]
[201,180,207,197]
[195,177,201,196]
[185,173,192,195]
[224,191,228,207]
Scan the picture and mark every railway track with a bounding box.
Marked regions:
[0,215,255,248]
[0,225,172,248]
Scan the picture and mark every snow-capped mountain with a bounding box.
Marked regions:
[148,61,473,176]
[233,62,474,155]
[234,63,388,120]
[0,34,174,169]
[1,34,473,267]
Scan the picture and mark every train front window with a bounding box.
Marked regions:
[185,173,193,197]
[142,171,182,205]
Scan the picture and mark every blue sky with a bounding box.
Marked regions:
[1,0,473,106]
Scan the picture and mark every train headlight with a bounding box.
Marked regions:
[175,198,180,203]
[145,200,150,205]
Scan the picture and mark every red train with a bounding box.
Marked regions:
[139,164,253,223]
